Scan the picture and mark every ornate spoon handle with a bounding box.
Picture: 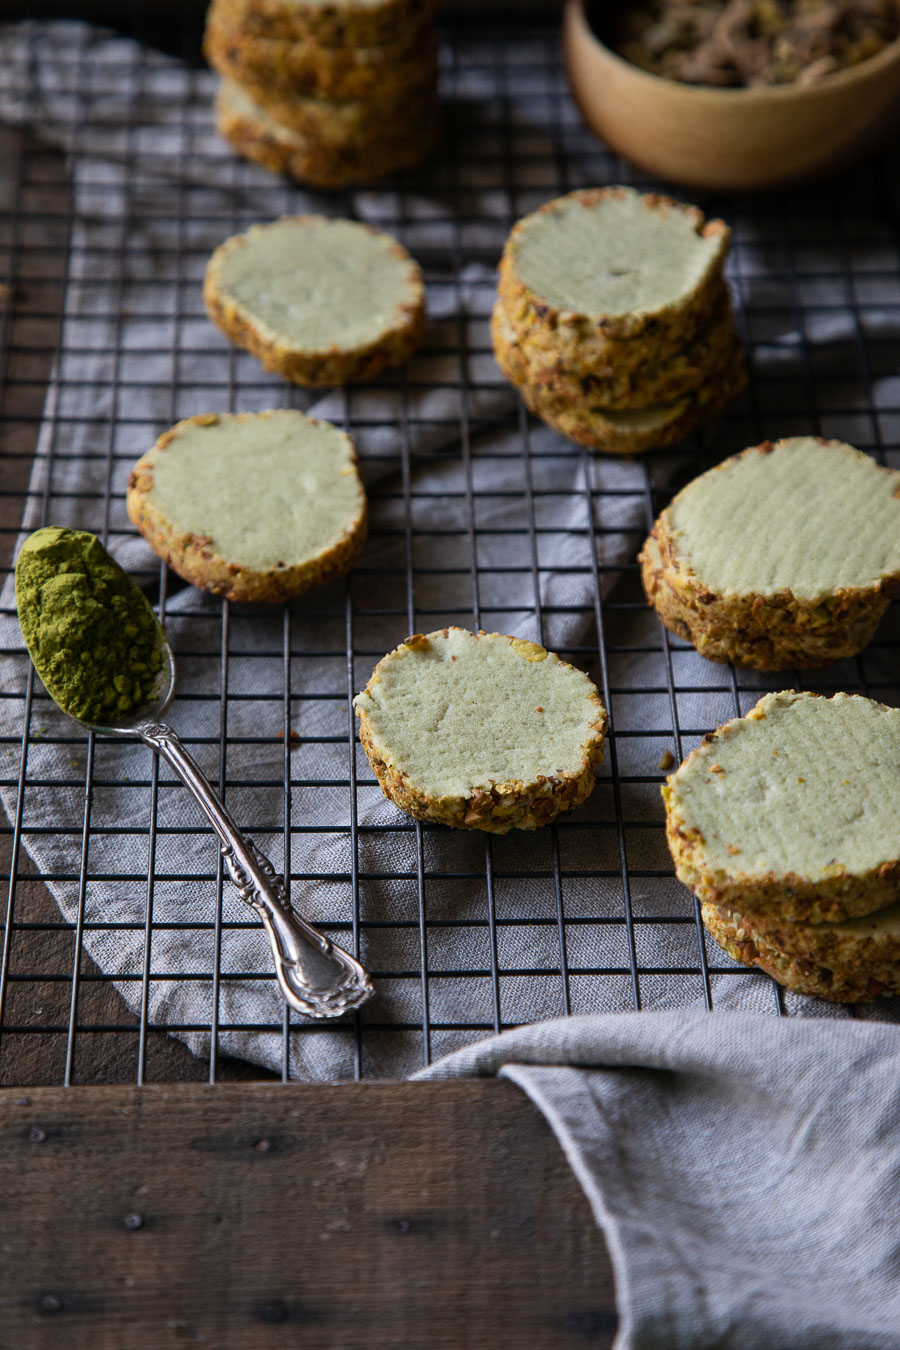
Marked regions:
[138,722,373,1020]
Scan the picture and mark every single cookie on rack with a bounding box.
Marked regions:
[498,187,731,358]
[126,410,367,603]
[204,216,426,386]
[215,81,439,188]
[211,0,436,49]
[494,306,746,455]
[354,628,608,832]
[702,900,900,1004]
[205,10,438,103]
[640,437,900,669]
[664,691,900,926]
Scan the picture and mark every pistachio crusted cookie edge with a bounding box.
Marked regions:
[495,317,747,455]
[354,628,609,833]
[215,83,438,190]
[205,11,438,103]
[663,690,900,924]
[203,216,427,387]
[701,901,900,1004]
[126,412,368,604]
[491,295,743,412]
[211,0,436,50]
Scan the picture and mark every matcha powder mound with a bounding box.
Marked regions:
[15,527,165,725]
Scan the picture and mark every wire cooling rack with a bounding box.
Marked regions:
[0,11,898,1086]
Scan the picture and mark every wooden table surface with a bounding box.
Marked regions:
[2,1079,617,1348]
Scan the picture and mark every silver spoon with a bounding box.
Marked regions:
[62,630,373,1021]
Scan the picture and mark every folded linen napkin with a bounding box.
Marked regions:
[419,1009,900,1350]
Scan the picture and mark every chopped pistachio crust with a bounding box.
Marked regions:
[640,438,900,669]
[215,81,438,188]
[498,188,730,353]
[495,310,747,455]
[354,628,608,833]
[211,0,436,49]
[205,10,437,102]
[492,294,742,411]
[214,58,434,140]
[641,535,889,670]
[702,901,900,1005]
[664,691,900,925]
[126,411,367,603]
[204,216,426,386]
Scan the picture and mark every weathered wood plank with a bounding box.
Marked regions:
[0,1080,616,1349]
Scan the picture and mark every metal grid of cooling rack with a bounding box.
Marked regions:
[0,12,898,1087]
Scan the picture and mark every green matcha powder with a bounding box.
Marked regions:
[15,527,164,725]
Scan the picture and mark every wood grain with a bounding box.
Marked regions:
[0,1080,616,1348]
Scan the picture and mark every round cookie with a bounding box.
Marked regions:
[126,410,367,603]
[703,900,900,1005]
[492,293,742,412]
[494,308,747,455]
[640,437,900,669]
[664,690,900,925]
[205,11,437,103]
[211,0,436,49]
[215,81,439,188]
[498,188,731,359]
[204,216,426,386]
[353,628,608,833]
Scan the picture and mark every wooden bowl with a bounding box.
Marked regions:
[563,0,900,191]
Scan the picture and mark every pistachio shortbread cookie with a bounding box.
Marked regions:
[205,9,437,103]
[641,437,900,669]
[498,188,731,359]
[703,900,900,1004]
[126,410,367,603]
[212,0,436,49]
[215,81,438,188]
[664,690,900,925]
[495,308,746,455]
[354,628,608,832]
[204,216,426,386]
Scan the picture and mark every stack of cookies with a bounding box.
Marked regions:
[205,0,440,189]
[664,690,900,1004]
[493,187,747,455]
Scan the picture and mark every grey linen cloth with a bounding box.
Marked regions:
[0,22,898,1079]
[419,1008,900,1350]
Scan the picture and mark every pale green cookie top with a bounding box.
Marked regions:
[354,628,604,798]
[209,216,422,351]
[665,437,900,599]
[509,189,727,321]
[669,691,900,882]
[140,411,364,571]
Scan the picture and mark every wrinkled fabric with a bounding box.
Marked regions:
[419,1010,900,1350]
